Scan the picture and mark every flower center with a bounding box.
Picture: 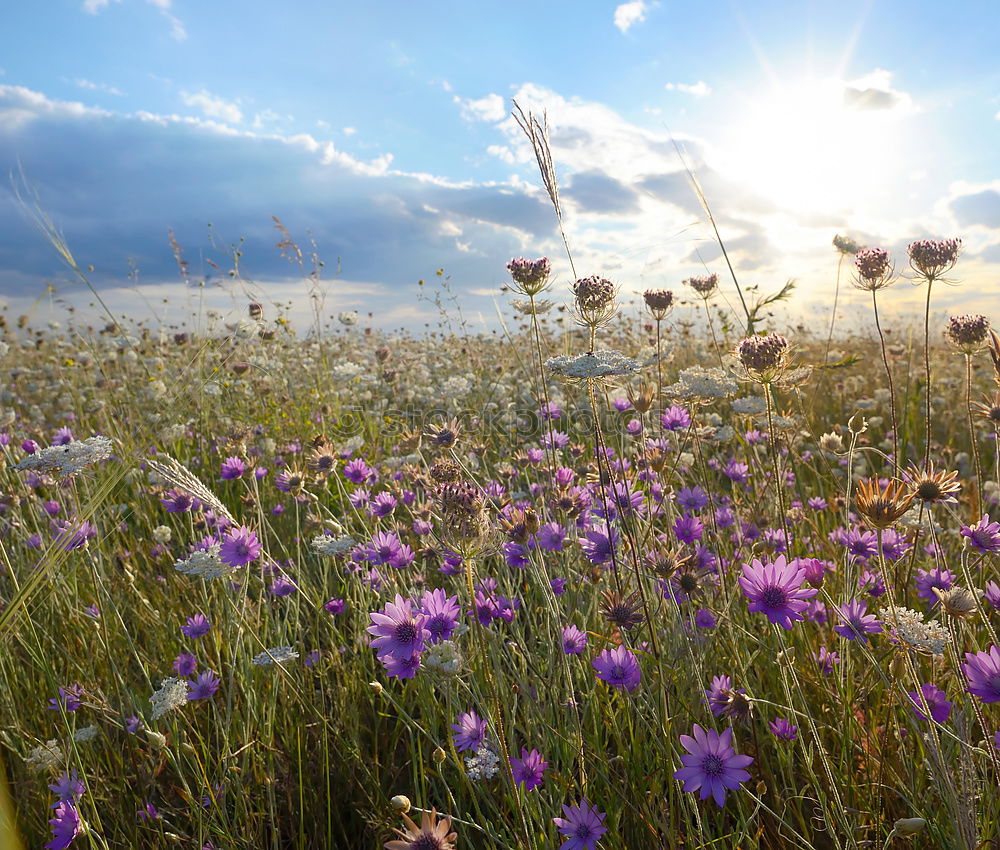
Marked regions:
[395,622,418,645]
[761,586,788,608]
[701,754,724,777]
[610,664,625,681]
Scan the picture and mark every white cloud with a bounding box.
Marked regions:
[74,78,124,96]
[82,0,121,12]
[342,126,357,136]
[82,0,186,40]
[455,93,506,123]
[614,1,648,33]
[665,81,711,97]
[842,68,913,113]
[180,90,243,124]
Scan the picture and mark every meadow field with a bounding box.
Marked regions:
[1,234,999,849]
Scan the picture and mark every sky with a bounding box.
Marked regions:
[0,0,999,332]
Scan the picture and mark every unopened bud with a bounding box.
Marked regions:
[755,780,767,796]
[144,729,167,749]
[390,795,411,812]
[432,747,446,764]
[893,817,926,836]
[369,681,384,696]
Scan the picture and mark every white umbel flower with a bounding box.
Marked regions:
[150,677,189,720]
[881,606,948,655]
[666,366,738,400]
[252,646,299,666]
[25,739,63,772]
[14,436,114,477]
[311,534,356,557]
[174,544,233,580]
[464,744,501,780]
[546,349,641,379]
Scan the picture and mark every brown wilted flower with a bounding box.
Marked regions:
[424,419,462,449]
[627,382,657,414]
[933,585,978,619]
[643,289,674,320]
[599,588,644,631]
[907,238,962,279]
[429,460,462,484]
[306,445,337,477]
[945,314,990,353]
[905,462,961,505]
[973,393,1000,426]
[385,807,457,850]
[854,477,915,529]
[499,506,539,545]
[853,247,894,291]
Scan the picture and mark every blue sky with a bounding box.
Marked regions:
[1,0,999,330]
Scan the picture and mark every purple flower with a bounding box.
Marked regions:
[962,645,1000,704]
[181,614,211,639]
[553,798,607,850]
[323,598,346,615]
[961,514,1000,553]
[694,608,716,629]
[834,599,882,643]
[48,770,86,803]
[768,718,798,741]
[137,802,159,823]
[915,566,955,607]
[48,684,82,713]
[592,645,641,692]
[220,456,246,480]
[269,575,297,597]
[173,652,198,676]
[219,525,261,568]
[675,486,709,512]
[362,531,413,569]
[814,646,840,675]
[984,581,1000,612]
[579,524,619,566]
[367,491,397,518]
[367,594,428,661]
[46,802,81,850]
[510,747,548,791]
[550,577,567,595]
[705,675,749,720]
[537,522,567,552]
[420,588,460,643]
[188,670,221,701]
[52,519,97,551]
[674,724,754,807]
[673,513,704,545]
[738,555,818,630]
[343,458,374,484]
[160,490,200,513]
[124,715,143,733]
[562,625,589,655]
[906,683,952,723]
[451,710,487,752]
[660,406,691,432]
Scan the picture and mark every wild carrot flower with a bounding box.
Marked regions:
[907,238,961,279]
[737,333,788,380]
[251,646,299,666]
[947,314,990,353]
[510,747,548,791]
[738,555,818,630]
[592,646,641,692]
[553,798,608,850]
[643,289,674,320]
[673,724,754,807]
[507,256,551,296]
[150,677,189,720]
[686,274,719,298]
[853,247,894,290]
[961,645,1000,703]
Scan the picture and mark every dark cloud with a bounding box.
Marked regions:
[0,85,556,307]
[684,218,776,271]
[564,169,640,215]
[638,166,777,218]
[950,189,1000,229]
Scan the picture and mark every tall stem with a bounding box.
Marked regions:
[764,383,790,552]
[872,290,900,475]
[966,353,984,512]
[923,276,935,466]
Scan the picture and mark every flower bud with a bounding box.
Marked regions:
[893,817,926,836]
[390,795,411,812]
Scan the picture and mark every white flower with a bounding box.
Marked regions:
[150,677,189,720]
[152,525,172,544]
[546,349,641,379]
[311,534,356,557]
[819,432,844,453]
[730,396,767,415]
[175,544,234,580]
[423,641,462,677]
[464,744,500,780]
[14,436,114,478]
[666,366,738,400]
[881,606,948,655]
[73,725,100,743]
[338,311,359,326]
[252,646,299,666]
[26,739,63,772]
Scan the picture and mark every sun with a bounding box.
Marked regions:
[712,75,904,215]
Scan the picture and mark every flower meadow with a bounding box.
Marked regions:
[1,236,1000,850]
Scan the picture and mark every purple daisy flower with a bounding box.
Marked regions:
[673,513,704,545]
[562,624,589,655]
[768,718,798,741]
[323,598,346,615]
[48,770,86,803]
[181,614,211,639]
[173,652,198,676]
[694,608,716,628]
[906,682,952,723]
[451,710,487,752]
[814,646,840,675]
[219,525,261,568]
[46,802,81,850]
[961,514,1000,553]
[833,599,882,643]
[915,566,955,607]
[705,675,750,720]
[675,486,709,512]
[985,581,1000,612]
[660,405,692,432]
[510,747,548,791]
[48,684,82,713]
[592,645,641,692]
[367,594,428,661]
[674,724,754,807]
[579,524,619,566]
[269,575,297,597]
[187,670,221,701]
[420,588,460,643]
[220,456,246,480]
[553,798,607,850]
[160,490,200,513]
[961,645,1000,704]
[738,555,818,630]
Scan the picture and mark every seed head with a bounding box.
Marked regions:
[854,477,914,529]
[643,289,674,320]
[946,314,990,353]
[853,247,894,291]
[737,333,788,378]
[507,256,551,296]
[907,238,962,279]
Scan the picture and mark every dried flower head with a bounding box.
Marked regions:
[854,478,915,529]
[973,393,1000,426]
[686,274,719,298]
[384,807,457,850]
[643,289,674,320]
[905,462,960,505]
[424,419,462,450]
[737,333,789,380]
[599,588,645,631]
[429,460,463,484]
[833,234,861,255]
[572,275,618,329]
[907,238,962,279]
[946,314,990,353]
[507,256,551,296]
[853,247,894,291]
[933,585,978,619]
